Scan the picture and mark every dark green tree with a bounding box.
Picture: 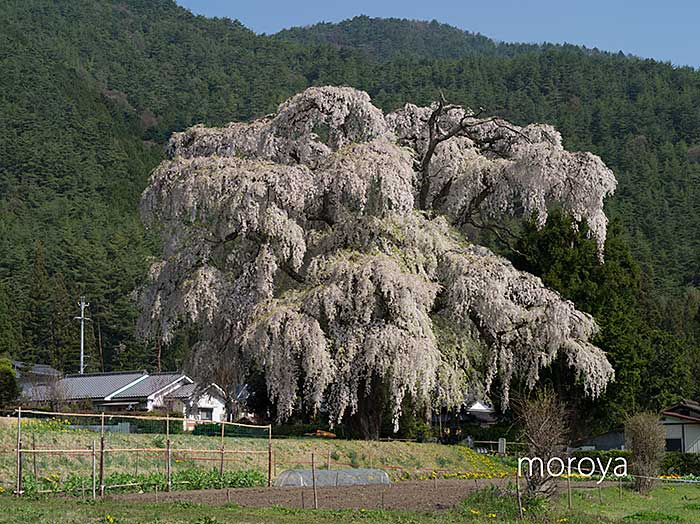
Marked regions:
[23,244,53,364]
[0,358,19,407]
[512,212,695,431]
[0,283,22,356]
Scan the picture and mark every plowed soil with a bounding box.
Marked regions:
[113,478,509,511]
[112,478,615,511]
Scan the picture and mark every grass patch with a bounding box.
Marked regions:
[0,498,467,524]
[623,511,682,521]
[1,484,700,523]
[457,483,700,523]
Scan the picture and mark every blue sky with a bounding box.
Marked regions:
[176,1,700,68]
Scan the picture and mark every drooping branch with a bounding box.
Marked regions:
[139,86,617,431]
[416,98,533,211]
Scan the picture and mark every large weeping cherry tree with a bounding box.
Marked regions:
[138,86,616,436]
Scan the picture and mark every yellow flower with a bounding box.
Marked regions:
[488,513,497,518]
[469,509,480,515]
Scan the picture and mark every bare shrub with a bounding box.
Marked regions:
[515,389,568,497]
[625,412,666,494]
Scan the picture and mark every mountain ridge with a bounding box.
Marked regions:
[274,15,646,64]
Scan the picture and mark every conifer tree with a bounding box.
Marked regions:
[0,283,22,356]
[23,244,53,364]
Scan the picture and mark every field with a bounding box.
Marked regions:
[0,416,509,493]
[2,483,700,523]
[5,417,700,522]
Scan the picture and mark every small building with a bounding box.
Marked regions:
[661,399,700,453]
[164,382,228,430]
[464,400,498,425]
[20,369,227,427]
[12,361,62,400]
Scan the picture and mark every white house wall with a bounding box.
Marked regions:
[662,415,700,453]
[190,392,226,422]
[687,424,700,453]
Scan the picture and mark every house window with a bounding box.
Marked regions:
[198,408,214,421]
[665,438,682,452]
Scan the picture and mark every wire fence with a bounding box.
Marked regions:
[1,407,523,496]
[4,408,272,497]
[4,407,698,503]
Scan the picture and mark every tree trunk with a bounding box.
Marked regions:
[346,377,387,440]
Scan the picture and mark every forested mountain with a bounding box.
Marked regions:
[1,0,699,429]
[274,15,544,61]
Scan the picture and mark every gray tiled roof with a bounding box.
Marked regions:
[60,372,147,400]
[112,373,189,399]
[12,361,62,380]
[166,382,235,401]
[20,369,226,404]
[21,382,50,401]
[166,382,197,399]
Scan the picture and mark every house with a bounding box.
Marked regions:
[20,369,227,427]
[661,399,700,453]
[12,361,62,381]
[464,400,498,425]
[12,361,62,400]
[575,429,626,451]
[433,400,499,435]
[165,382,228,430]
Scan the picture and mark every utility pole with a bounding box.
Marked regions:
[74,297,91,374]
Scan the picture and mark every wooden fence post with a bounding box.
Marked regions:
[165,413,172,492]
[15,407,22,497]
[515,468,524,520]
[311,452,318,510]
[327,449,331,470]
[219,421,225,478]
[92,440,97,500]
[567,473,573,510]
[99,413,105,497]
[32,433,37,482]
[267,425,273,488]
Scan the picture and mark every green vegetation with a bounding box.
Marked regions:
[1,1,699,433]
[0,417,510,492]
[274,15,544,61]
[1,484,700,523]
[0,359,18,407]
[0,498,467,524]
[20,469,265,496]
[459,484,700,523]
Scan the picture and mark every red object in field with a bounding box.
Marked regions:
[304,429,336,438]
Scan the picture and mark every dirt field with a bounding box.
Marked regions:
[113,478,508,511]
[112,478,617,511]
